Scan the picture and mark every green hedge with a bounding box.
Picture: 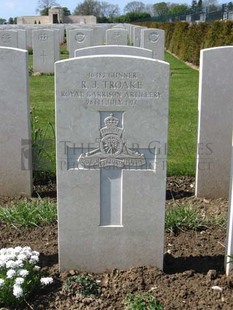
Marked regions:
[136,21,233,66]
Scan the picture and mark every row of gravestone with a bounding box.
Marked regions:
[0,24,164,73]
[0,25,65,49]
[0,23,158,49]
[1,43,233,275]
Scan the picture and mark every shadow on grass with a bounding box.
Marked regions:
[166,189,194,200]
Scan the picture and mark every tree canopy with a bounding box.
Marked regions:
[153,2,195,17]
[73,0,101,16]
[153,2,169,16]
[73,0,120,22]
[115,12,150,23]
[36,0,60,13]
[33,0,225,23]
[63,7,71,16]
[124,1,146,13]
[0,18,6,24]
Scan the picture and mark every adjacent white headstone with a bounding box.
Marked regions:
[68,28,93,57]
[52,24,65,44]
[26,27,34,49]
[75,45,153,58]
[225,135,233,276]
[0,30,18,47]
[54,29,60,62]
[0,47,32,196]
[93,26,106,45]
[56,55,169,272]
[133,26,146,47]
[141,28,165,60]
[33,29,60,73]
[129,25,135,45]
[17,29,27,50]
[195,46,233,199]
[106,28,128,45]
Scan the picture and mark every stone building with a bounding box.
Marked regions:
[17,6,96,25]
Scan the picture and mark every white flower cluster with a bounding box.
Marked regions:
[0,246,39,269]
[0,246,53,299]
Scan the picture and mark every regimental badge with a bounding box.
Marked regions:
[78,113,146,168]
[149,32,159,43]
[75,32,85,42]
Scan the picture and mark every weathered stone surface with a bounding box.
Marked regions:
[226,134,233,276]
[56,55,169,273]
[0,30,18,47]
[33,29,60,73]
[74,45,152,58]
[106,28,128,45]
[68,28,93,57]
[196,46,233,199]
[140,28,165,60]
[0,47,32,196]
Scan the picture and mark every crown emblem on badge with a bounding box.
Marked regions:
[100,113,123,138]
[78,113,146,168]
[104,113,118,126]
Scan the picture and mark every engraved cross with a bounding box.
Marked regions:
[66,112,155,227]
[40,50,47,64]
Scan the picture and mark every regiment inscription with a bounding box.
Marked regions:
[60,71,161,106]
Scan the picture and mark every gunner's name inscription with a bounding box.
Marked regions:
[78,113,146,168]
[60,71,161,106]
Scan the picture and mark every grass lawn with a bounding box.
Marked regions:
[29,51,199,177]
[165,53,199,175]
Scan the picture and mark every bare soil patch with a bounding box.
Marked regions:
[0,176,232,309]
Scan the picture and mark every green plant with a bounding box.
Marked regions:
[227,254,233,264]
[60,46,68,55]
[31,108,56,182]
[0,246,53,308]
[27,48,33,55]
[165,204,205,233]
[63,274,100,296]
[40,72,55,76]
[28,65,33,76]
[124,293,163,310]
[0,200,57,227]
[205,215,226,228]
[138,20,233,66]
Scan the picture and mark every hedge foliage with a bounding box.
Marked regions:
[137,21,233,66]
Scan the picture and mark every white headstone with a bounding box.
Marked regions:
[54,29,60,62]
[33,29,60,73]
[0,30,18,47]
[26,27,34,49]
[68,29,93,58]
[17,29,27,50]
[112,24,125,29]
[133,26,146,47]
[129,25,135,45]
[93,26,107,45]
[55,55,169,272]
[225,135,233,276]
[106,28,128,45]
[0,47,32,196]
[141,28,165,60]
[195,46,233,199]
[52,24,65,44]
[74,45,153,58]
